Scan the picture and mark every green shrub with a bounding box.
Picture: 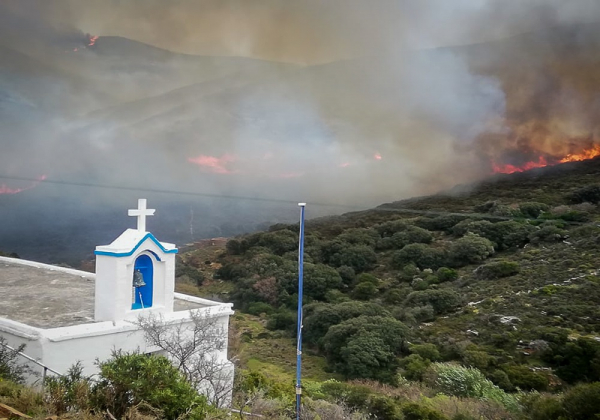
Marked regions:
[337,265,356,285]
[399,305,436,325]
[562,382,600,420]
[390,226,434,249]
[449,233,494,266]
[436,267,458,282]
[92,351,209,420]
[474,260,520,279]
[426,363,519,412]
[412,278,429,290]
[487,369,514,391]
[225,239,243,255]
[336,228,380,247]
[324,290,350,303]
[399,263,421,281]
[542,337,600,384]
[266,310,296,332]
[214,263,247,280]
[246,302,275,315]
[356,273,380,285]
[453,220,534,250]
[416,215,467,232]
[473,201,496,213]
[393,243,448,270]
[402,402,449,420]
[529,225,567,243]
[570,224,600,238]
[320,380,372,410]
[0,337,29,383]
[302,263,343,300]
[352,282,378,300]
[376,219,410,237]
[520,393,565,420]
[45,363,91,414]
[502,365,548,391]
[328,244,378,272]
[405,289,461,315]
[257,229,298,255]
[461,350,493,370]
[303,302,389,345]
[568,184,600,204]
[402,354,431,381]
[384,288,405,304]
[322,316,408,382]
[368,395,403,419]
[518,202,550,218]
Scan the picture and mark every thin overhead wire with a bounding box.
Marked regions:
[0,174,588,225]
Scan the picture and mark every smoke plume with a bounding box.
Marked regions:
[0,0,599,261]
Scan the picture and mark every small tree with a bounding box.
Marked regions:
[449,233,494,266]
[135,310,233,407]
[352,282,378,300]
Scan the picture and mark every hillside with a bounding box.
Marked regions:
[1,22,600,266]
[173,158,600,418]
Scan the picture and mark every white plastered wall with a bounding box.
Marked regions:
[0,260,234,405]
[94,236,176,322]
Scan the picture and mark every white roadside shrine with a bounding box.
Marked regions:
[0,199,235,404]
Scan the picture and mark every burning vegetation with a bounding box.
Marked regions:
[0,175,47,195]
[492,144,600,174]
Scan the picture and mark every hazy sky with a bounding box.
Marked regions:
[5,0,600,63]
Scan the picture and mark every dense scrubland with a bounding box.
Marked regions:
[4,159,600,419]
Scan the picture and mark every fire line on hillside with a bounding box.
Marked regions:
[492,144,600,174]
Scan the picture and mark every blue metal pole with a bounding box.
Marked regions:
[296,203,306,420]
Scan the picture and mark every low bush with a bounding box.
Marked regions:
[562,382,600,420]
[474,260,520,279]
[246,302,275,315]
[393,244,448,270]
[0,337,30,383]
[425,363,520,412]
[529,225,567,243]
[436,267,458,282]
[45,363,91,414]
[405,289,461,315]
[266,310,296,332]
[568,184,600,204]
[352,282,378,300]
[402,402,449,420]
[92,351,210,420]
[410,343,441,362]
[518,202,550,218]
[448,233,494,266]
[502,365,548,391]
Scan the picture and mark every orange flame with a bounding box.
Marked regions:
[0,175,47,195]
[88,35,99,47]
[492,156,549,174]
[559,144,600,163]
[374,152,382,160]
[188,154,235,174]
[492,144,600,174]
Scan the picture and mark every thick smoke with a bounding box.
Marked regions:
[0,0,599,261]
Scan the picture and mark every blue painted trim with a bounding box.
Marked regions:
[94,232,178,257]
[146,250,162,261]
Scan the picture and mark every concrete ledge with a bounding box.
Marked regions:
[0,318,42,340]
[0,256,95,280]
